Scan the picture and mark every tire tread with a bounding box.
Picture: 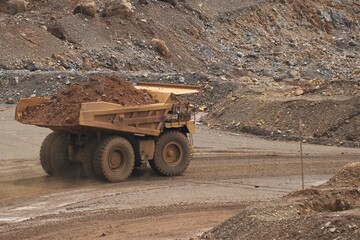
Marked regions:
[94,136,135,182]
[150,130,191,176]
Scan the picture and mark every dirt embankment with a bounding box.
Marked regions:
[19,76,157,125]
[202,162,360,240]
[202,0,360,146]
[205,86,360,147]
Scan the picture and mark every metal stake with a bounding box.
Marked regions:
[299,119,304,190]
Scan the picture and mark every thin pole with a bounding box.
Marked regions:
[299,119,304,190]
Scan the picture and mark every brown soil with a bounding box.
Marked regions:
[20,76,157,125]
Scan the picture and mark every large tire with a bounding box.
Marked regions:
[50,133,81,177]
[94,136,135,183]
[39,132,59,175]
[150,131,191,176]
[149,158,162,175]
[81,138,98,179]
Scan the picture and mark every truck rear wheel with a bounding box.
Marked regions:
[80,138,98,179]
[94,136,135,182]
[150,131,191,176]
[50,133,69,176]
[39,131,59,175]
[50,133,81,177]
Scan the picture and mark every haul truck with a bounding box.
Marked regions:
[15,82,201,182]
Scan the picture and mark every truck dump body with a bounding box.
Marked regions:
[15,82,201,136]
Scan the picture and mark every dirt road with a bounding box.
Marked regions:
[1,107,360,240]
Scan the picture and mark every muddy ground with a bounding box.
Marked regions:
[1,107,360,239]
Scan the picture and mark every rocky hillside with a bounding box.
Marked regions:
[1,0,360,146]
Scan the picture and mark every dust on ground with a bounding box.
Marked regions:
[19,75,157,125]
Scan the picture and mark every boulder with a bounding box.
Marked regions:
[73,0,97,17]
[151,38,171,58]
[0,0,27,15]
[102,0,134,18]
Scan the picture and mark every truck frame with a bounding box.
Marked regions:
[15,82,201,182]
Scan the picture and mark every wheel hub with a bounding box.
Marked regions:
[167,150,174,158]
[163,141,183,167]
[109,149,125,171]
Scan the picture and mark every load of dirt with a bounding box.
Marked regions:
[202,163,360,240]
[19,76,158,125]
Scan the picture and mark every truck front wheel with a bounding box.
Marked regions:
[94,136,135,182]
[150,131,191,176]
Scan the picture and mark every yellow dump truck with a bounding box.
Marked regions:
[15,82,201,182]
